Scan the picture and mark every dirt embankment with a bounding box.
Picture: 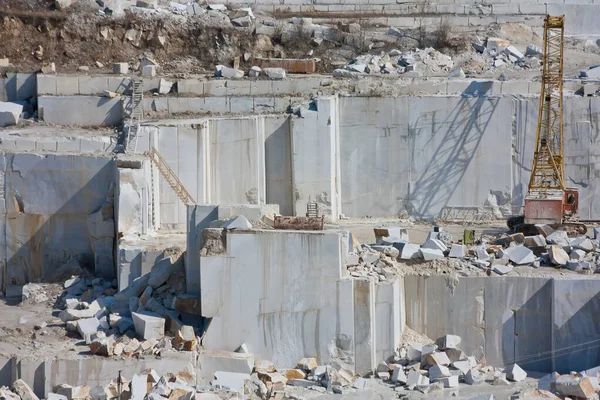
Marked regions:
[0,7,345,74]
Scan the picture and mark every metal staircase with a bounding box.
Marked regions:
[126,78,144,153]
[147,147,196,206]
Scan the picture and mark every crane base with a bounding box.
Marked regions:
[524,197,563,225]
[507,215,586,236]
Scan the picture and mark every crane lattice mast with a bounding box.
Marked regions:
[527,15,565,198]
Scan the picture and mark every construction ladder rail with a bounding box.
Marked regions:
[126,78,144,153]
[147,147,196,206]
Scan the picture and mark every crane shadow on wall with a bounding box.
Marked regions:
[496,279,553,374]
[499,278,600,374]
[550,280,600,374]
[3,155,116,295]
[407,81,500,220]
[0,154,116,395]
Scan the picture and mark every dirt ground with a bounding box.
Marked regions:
[0,285,89,360]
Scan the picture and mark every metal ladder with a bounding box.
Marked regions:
[147,147,196,206]
[150,159,156,227]
[306,196,319,218]
[126,79,144,153]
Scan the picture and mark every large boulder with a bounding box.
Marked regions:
[13,379,39,400]
[0,102,23,127]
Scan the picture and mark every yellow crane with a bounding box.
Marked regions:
[508,15,585,234]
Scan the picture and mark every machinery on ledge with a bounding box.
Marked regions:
[507,15,586,235]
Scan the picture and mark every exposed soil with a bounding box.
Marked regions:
[0,3,467,75]
[0,283,87,361]
[2,0,600,79]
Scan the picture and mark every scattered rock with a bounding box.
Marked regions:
[505,363,527,382]
[555,375,595,398]
[0,102,23,127]
[13,380,39,400]
[262,67,286,79]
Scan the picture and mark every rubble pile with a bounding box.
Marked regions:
[510,368,600,399]
[53,253,198,357]
[339,47,454,77]
[347,243,481,281]
[80,0,258,29]
[374,334,530,395]
[0,371,241,400]
[378,332,600,399]
[241,356,366,397]
[348,225,600,277]
[1,335,600,400]
[0,357,367,400]
[471,37,542,71]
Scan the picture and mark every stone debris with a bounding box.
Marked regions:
[215,65,244,79]
[492,264,513,275]
[21,283,48,304]
[375,227,409,242]
[103,90,119,98]
[345,245,400,282]
[436,334,461,350]
[132,311,165,340]
[340,47,453,77]
[346,225,600,278]
[372,333,530,395]
[400,243,421,260]
[158,79,173,94]
[448,244,466,258]
[549,245,569,266]
[469,37,541,72]
[0,101,23,127]
[262,68,286,80]
[48,251,189,358]
[487,38,510,51]
[231,16,252,27]
[55,384,90,400]
[143,65,157,77]
[492,376,510,386]
[207,4,227,11]
[420,248,445,261]
[537,372,559,392]
[448,67,466,78]
[249,66,261,78]
[504,246,536,265]
[41,62,56,74]
[222,215,252,230]
[113,62,129,74]
[546,230,569,246]
[297,357,318,371]
[465,369,485,385]
[77,317,101,343]
[505,363,527,382]
[554,374,596,398]
[12,380,38,400]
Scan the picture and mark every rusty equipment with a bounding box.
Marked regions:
[463,229,475,245]
[273,216,324,230]
[507,15,585,235]
[252,58,317,73]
